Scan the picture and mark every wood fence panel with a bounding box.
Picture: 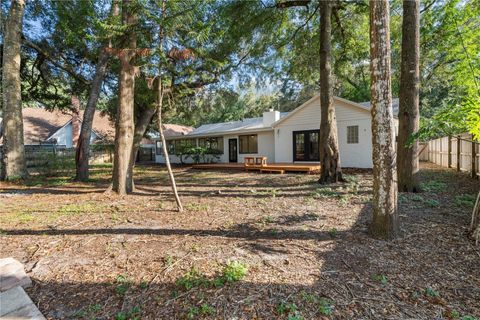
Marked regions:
[423,133,479,178]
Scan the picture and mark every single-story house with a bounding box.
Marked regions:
[0,107,116,148]
[1,107,192,161]
[154,94,399,168]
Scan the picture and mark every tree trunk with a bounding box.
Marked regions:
[75,52,109,181]
[157,85,183,212]
[157,0,183,212]
[111,0,136,195]
[318,0,343,184]
[369,0,399,239]
[471,191,480,245]
[126,107,156,191]
[1,0,28,181]
[75,1,120,182]
[397,0,420,192]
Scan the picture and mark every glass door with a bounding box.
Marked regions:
[293,130,320,161]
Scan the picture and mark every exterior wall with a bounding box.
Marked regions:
[274,97,374,168]
[155,131,275,164]
[47,122,98,148]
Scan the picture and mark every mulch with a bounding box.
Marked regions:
[0,162,479,319]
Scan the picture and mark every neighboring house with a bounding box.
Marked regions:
[155,94,399,168]
[2,107,117,148]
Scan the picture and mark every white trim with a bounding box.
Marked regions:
[46,119,103,142]
[160,127,274,141]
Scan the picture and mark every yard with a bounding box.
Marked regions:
[0,163,479,319]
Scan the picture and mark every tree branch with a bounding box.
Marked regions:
[23,38,91,85]
[276,0,311,9]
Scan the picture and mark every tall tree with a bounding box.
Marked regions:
[397,0,420,192]
[156,0,183,211]
[1,0,28,181]
[318,0,343,184]
[369,0,399,239]
[75,0,120,182]
[111,0,137,195]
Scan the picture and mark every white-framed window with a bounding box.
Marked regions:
[347,125,359,144]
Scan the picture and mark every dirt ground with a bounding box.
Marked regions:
[0,162,479,320]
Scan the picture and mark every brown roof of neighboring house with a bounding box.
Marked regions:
[19,107,116,145]
[0,108,194,145]
[162,124,194,137]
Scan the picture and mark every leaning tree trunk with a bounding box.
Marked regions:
[111,0,136,195]
[397,0,420,192]
[157,84,183,212]
[369,0,399,240]
[471,191,480,245]
[1,0,28,181]
[156,0,183,212]
[126,107,156,191]
[75,1,120,182]
[318,0,343,184]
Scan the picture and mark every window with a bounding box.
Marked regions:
[239,134,258,154]
[155,141,163,155]
[347,125,359,144]
[156,139,194,155]
[198,137,224,153]
[174,139,196,154]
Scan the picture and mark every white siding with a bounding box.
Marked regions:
[155,131,275,164]
[274,97,374,168]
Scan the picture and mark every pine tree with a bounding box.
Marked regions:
[369,0,399,239]
[397,0,420,192]
[1,0,28,181]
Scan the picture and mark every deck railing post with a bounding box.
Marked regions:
[457,136,461,172]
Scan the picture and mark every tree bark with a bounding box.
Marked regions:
[369,0,399,239]
[397,0,420,192]
[75,1,120,182]
[126,107,156,191]
[318,0,343,184]
[1,0,28,181]
[111,0,136,195]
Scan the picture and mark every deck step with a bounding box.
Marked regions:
[0,286,45,319]
[0,258,45,320]
[0,258,31,292]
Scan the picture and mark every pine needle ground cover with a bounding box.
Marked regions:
[0,163,478,319]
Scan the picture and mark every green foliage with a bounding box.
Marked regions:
[454,194,476,207]
[115,306,141,320]
[421,180,446,192]
[424,287,440,298]
[372,274,388,285]
[222,261,248,283]
[176,267,210,291]
[176,261,248,291]
[115,274,132,296]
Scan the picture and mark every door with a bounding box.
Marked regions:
[228,139,238,163]
[293,130,320,161]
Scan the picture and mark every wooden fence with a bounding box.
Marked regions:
[419,133,479,178]
[0,145,113,169]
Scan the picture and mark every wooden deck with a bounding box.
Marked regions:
[191,163,320,174]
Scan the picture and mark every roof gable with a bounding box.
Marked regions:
[272,95,398,127]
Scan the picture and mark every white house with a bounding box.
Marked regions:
[155,94,399,168]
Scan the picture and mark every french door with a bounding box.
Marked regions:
[293,130,320,161]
